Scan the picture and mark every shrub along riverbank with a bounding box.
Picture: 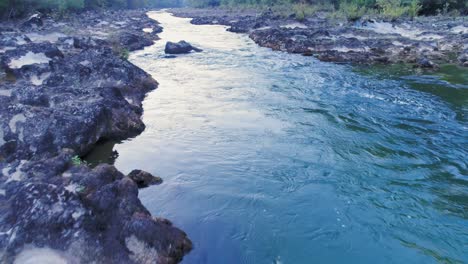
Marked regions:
[0,0,151,17]
[187,0,467,21]
[2,0,467,19]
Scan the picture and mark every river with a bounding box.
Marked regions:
[87,10,467,263]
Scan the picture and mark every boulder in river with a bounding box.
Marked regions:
[165,40,202,54]
[416,57,438,69]
[458,51,468,67]
[128,169,163,188]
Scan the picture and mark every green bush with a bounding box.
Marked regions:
[293,3,316,21]
[407,0,421,18]
[184,0,466,16]
[339,0,368,21]
[377,0,407,19]
[2,0,466,18]
[1,0,150,17]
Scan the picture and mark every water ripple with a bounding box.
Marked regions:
[102,11,468,264]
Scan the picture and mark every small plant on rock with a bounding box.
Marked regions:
[120,48,130,60]
[71,155,84,166]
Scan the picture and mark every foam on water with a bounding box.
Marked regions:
[362,21,443,40]
[451,25,468,34]
[333,46,369,52]
[280,23,308,29]
[143,27,153,33]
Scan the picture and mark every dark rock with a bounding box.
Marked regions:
[0,9,192,263]
[458,51,468,67]
[152,24,164,34]
[0,155,191,263]
[22,13,43,28]
[165,40,203,54]
[228,25,250,33]
[417,57,438,68]
[119,32,154,51]
[0,46,158,162]
[128,170,163,188]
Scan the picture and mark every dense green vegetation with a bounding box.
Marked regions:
[1,0,466,18]
[188,0,467,18]
[0,0,150,16]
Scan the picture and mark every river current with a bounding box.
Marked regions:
[90,11,468,263]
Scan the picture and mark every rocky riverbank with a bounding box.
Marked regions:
[171,8,468,69]
[0,9,191,263]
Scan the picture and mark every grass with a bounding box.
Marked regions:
[119,48,130,60]
[71,155,84,166]
[108,32,130,60]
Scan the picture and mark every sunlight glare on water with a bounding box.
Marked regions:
[110,10,468,264]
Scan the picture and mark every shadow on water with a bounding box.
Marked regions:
[83,139,119,167]
[353,64,468,108]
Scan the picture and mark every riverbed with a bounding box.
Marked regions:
[89,10,467,263]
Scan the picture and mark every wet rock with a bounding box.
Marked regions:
[416,57,438,68]
[0,154,191,263]
[152,24,164,34]
[0,46,157,162]
[165,40,202,54]
[228,25,250,33]
[458,51,468,67]
[128,170,163,188]
[119,32,154,51]
[0,9,192,263]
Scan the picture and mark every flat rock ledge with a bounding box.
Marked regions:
[0,9,191,264]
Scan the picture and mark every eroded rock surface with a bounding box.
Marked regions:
[0,9,191,264]
[1,151,191,264]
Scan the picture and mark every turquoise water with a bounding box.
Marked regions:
[106,11,467,263]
